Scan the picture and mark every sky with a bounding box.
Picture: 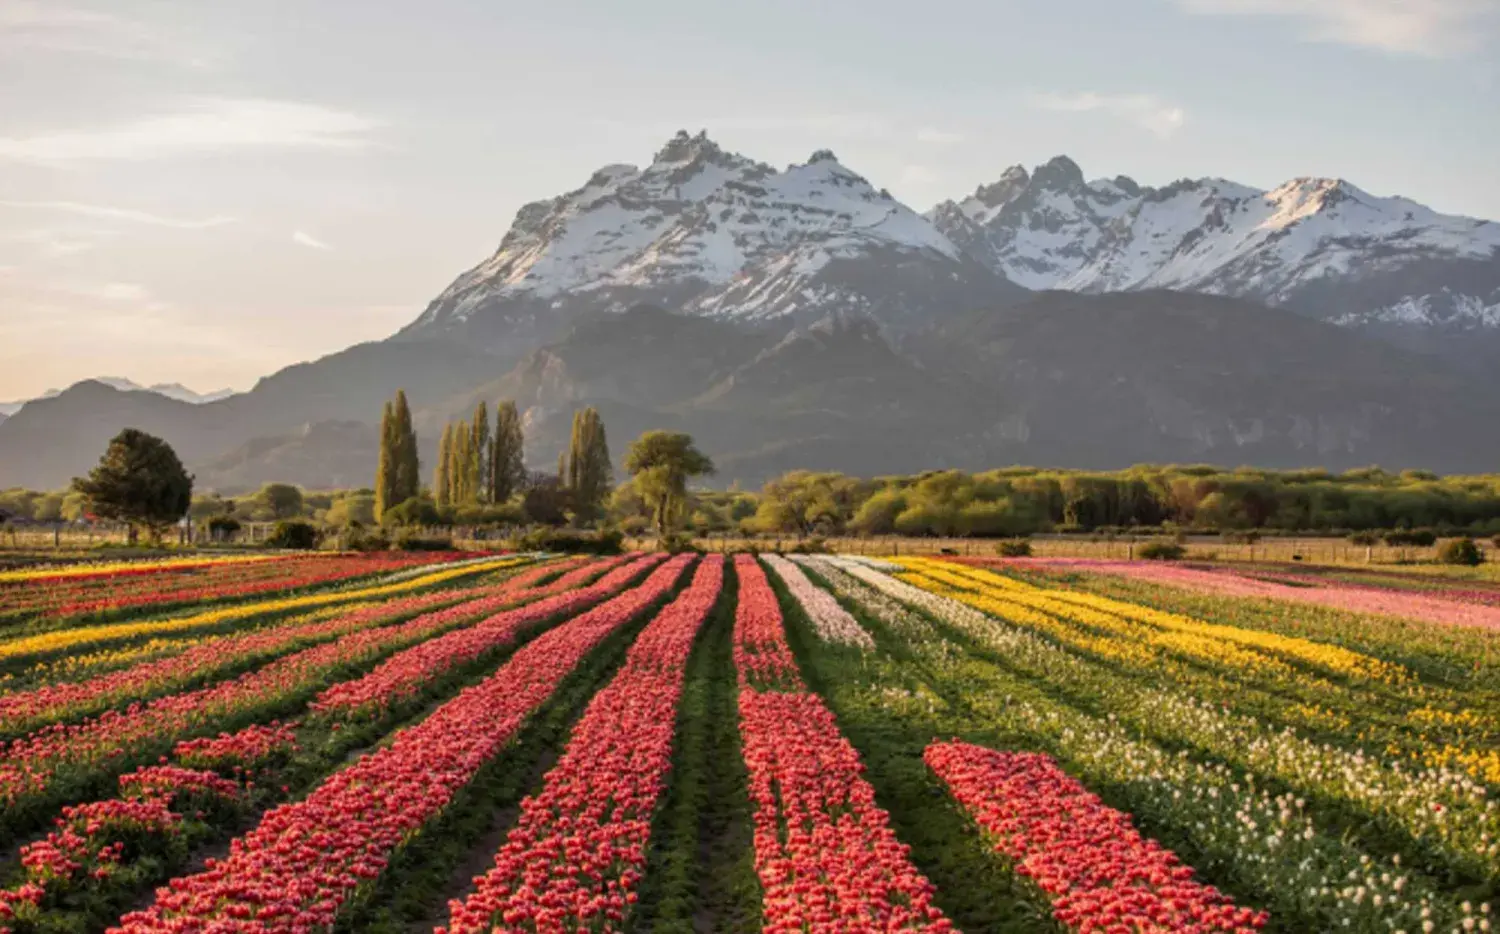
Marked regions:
[1,0,1497,401]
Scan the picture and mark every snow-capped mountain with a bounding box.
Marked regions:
[402,131,1017,348]
[0,379,235,417]
[928,156,1500,331]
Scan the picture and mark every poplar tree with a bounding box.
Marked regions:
[453,424,473,505]
[491,400,525,504]
[470,402,490,503]
[391,391,420,505]
[566,407,611,522]
[374,401,396,521]
[435,423,453,509]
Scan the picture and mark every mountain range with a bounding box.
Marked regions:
[0,379,235,418]
[1,131,1496,492]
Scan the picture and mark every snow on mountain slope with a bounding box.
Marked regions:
[929,158,1500,330]
[406,132,1013,344]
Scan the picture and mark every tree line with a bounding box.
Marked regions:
[11,413,1500,546]
[735,466,1500,539]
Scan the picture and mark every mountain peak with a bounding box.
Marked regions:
[652,129,723,166]
[807,148,840,165]
[973,164,1030,208]
[1032,154,1085,190]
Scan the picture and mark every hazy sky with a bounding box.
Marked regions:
[2,0,1497,401]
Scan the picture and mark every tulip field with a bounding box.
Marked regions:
[0,550,1494,933]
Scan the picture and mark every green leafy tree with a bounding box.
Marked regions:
[72,428,193,544]
[566,407,612,523]
[623,430,714,537]
[491,400,525,504]
[256,483,304,520]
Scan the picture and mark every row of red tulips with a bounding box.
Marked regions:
[731,557,802,692]
[441,555,725,933]
[1,554,453,622]
[0,572,572,824]
[925,741,1268,933]
[0,589,473,737]
[107,555,696,932]
[0,722,299,933]
[732,556,953,932]
[311,554,648,716]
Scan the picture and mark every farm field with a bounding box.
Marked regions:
[0,550,1493,933]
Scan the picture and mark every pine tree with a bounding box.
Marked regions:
[374,401,396,522]
[435,423,453,509]
[391,391,420,505]
[557,449,567,486]
[567,407,611,523]
[470,402,490,504]
[491,401,525,504]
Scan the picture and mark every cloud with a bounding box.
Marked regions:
[9,228,103,257]
[899,165,940,186]
[0,200,235,229]
[594,114,893,141]
[0,2,212,66]
[1026,91,1187,138]
[0,98,381,163]
[291,230,332,251]
[915,127,964,145]
[62,282,155,303]
[1175,0,1497,57]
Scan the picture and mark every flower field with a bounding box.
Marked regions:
[0,549,1492,933]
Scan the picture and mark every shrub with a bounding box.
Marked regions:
[995,539,1033,558]
[513,528,624,555]
[1137,541,1186,561]
[789,537,830,554]
[381,496,441,528]
[265,520,320,550]
[1437,538,1484,567]
[207,516,241,542]
[1347,531,1379,546]
[658,533,703,555]
[1383,529,1437,547]
[393,533,454,552]
[345,528,391,552]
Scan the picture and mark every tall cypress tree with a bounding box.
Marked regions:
[391,390,420,505]
[491,400,525,504]
[470,402,490,504]
[567,407,611,523]
[374,401,396,522]
[435,423,453,509]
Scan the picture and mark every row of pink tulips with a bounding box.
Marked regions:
[1006,558,1500,631]
[925,741,1268,933]
[441,555,725,933]
[108,555,696,932]
[732,556,952,932]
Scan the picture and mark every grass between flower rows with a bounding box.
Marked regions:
[764,564,1059,934]
[628,559,761,934]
